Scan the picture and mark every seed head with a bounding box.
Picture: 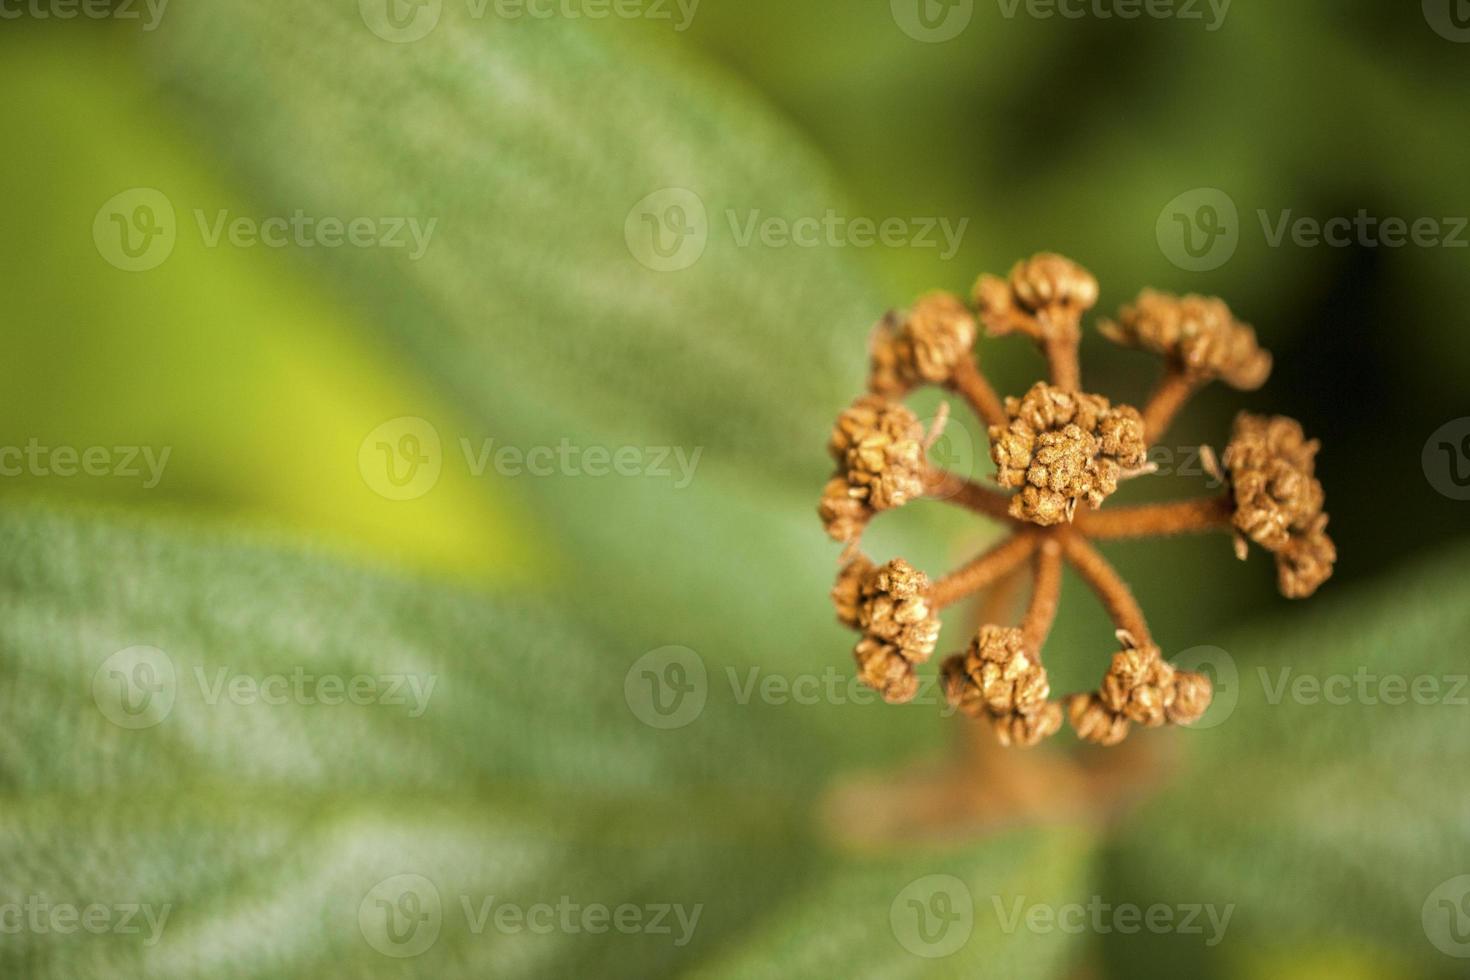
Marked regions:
[1223,413,1336,597]
[819,395,928,541]
[1101,290,1272,390]
[869,291,978,396]
[990,383,1147,525]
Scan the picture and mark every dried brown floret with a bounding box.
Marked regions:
[1101,291,1272,390]
[941,626,1060,747]
[831,554,875,628]
[1067,693,1131,747]
[828,396,927,512]
[1223,413,1336,597]
[974,253,1099,339]
[1098,643,1176,728]
[855,637,920,705]
[869,292,978,396]
[1167,670,1214,726]
[990,383,1147,525]
[840,559,941,703]
[818,476,871,543]
[991,702,1064,748]
[1276,515,1337,599]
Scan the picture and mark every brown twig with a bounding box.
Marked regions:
[1072,495,1233,540]
[1059,532,1152,646]
[1141,370,1199,444]
[947,357,1008,429]
[925,467,1017,524]
[1020,539,1064,653]
[1043,331,1081,392]
[930,533,1038,609]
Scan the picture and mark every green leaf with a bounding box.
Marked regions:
[0,504,1089,979]
[1101,543,1470,979]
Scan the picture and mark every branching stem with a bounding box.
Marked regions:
[1073,495,1233,540]
[1059,532,1153,646]
[930,533,1038,610]
[1141,370,1199,445]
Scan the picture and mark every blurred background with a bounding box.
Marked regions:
[1,1,1468,977]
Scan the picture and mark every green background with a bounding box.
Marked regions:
[1,1,1467,976]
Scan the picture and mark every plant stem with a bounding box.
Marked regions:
[1044,334,1081,392]
[947,357,1008,428]
[925,468,1017,524]
[1073,494,1233,540]
[1141,370,1199,444]
[930,533,1038,609]
[1020,540,1063,654]
[1059,532,1153,646]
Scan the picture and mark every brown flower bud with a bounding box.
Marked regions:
[869,292,978,396]
[831,555,876,629]
[819,476,871,543]
[1167,670,1213,726]
[991,701,1064,748]
[942,626,1059,746]
[843,559,941,703]
[854,637,920,705]
[827,396,927,514]
[990,383,1147,525]
[1099,643,1175,728]
[1276,515,1337,599]
[1067,693,1130,747]
[1223,413,1335,596]
[1101,291,1272,390]
[973,253,1098,339]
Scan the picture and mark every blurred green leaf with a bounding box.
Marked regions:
[1102,543,1470,979]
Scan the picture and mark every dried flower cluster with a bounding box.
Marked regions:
[819,254,1336,748]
